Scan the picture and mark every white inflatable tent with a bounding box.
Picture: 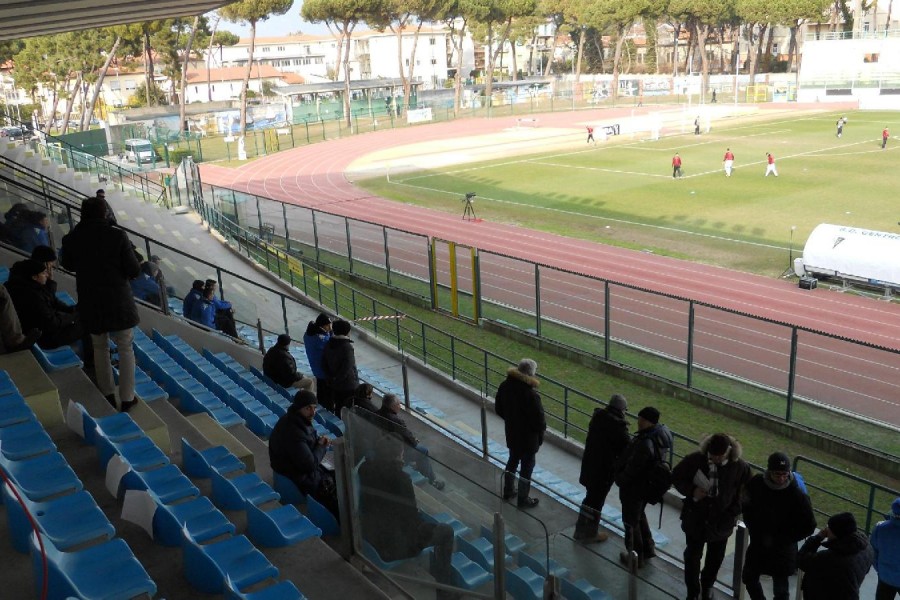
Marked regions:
[793,224,900,289]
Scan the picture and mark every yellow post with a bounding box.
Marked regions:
[449,242,458,317]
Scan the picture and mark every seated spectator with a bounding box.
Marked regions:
[350,382,379,413]
[204,279,237,337]
[149,255,174,299]
[359,434,455,599]
[263,334,313,391]
[303,313,332,405]
[4,259,85,351]
[18,211,51,254]
[182,279,204,319]
[322,319,359,414]
[189,286,217,329]
[0,284,41,354]
[268,390,339,519]
[377,393,444,490]
[130,262,163,308]
[31,245,59,294]
[2,203,30,247]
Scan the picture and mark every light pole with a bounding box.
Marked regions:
[789,225,797,270]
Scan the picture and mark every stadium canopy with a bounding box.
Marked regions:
[0,0,231,41]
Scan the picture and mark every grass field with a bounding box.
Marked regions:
[358,108,900,278]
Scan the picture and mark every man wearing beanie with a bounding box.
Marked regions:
[870,498,900,599]
[495,358,546,508]
[303,313,333,405]
[672,433,751,600]
[574,394,630,543]
[741,452,816,600]
[4,259,84,351]
[322,319,358,414]
[798,511,874,600]
[615,405,673,567]
[263,334,313,391]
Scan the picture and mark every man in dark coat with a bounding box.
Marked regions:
[268,390,338,518]
[263,334,313,391]
[798,512,874,600]
[358,434,455,599]
[321,319,358,414]
[4,259,82,350]
[672,433,752,600]
[495,358,546,509]
[0,277,41,354]
[615,406,673,567]
[61,195,140,412]
[182,279,204,320]
[741,452,817,600]
[376,393,444,490]
[303,313,332,404]
[574,393,630,543]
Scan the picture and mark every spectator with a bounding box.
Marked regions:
[870,498,900,600]
[322,319,358,414]
[130,262,163,308]
[615,406,672,567]
[0,284,41,354]
[95,189,117,225]
[182,280,204,320]
[61,195,140,412]
[741,452,817,600]
[350,382,379,413]
[149,255,174,300]
[31,245,59,293]
[303,313,332,405]
[189,286,217,329]
[495,358,546,509]
[377,393,444,490]
[262,334,313,391]
[268,390,338,519]
[798,512,874,600]
[18,211,51,254]
[358,434,456,599]
[2,203,31,248]
[204,279,237,337]
[672,433,752,600]
[4,259,84,351]
[574,394,630,544]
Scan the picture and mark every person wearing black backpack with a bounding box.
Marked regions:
[672,433,751,600]
[615,406,673,569]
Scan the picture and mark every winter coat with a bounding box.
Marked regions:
[189,298,216,329]
[614,423,673,500]
[495,368,546,455]
[871,516,900,587]
[18,223,50,254]
[798,531,874,600]
[130,273,161,307]
[742,472,817,576]
[268,407,327,496]
[303,321,331,378]
[322,335,358,393]
[672,434,751,542]
[4,263,77,348]
[376,407,418,448]
[358,457,425,561]
[59,217,140,334]
[580,406,630,490]
[263,345,301,388]
[182,288,203,320]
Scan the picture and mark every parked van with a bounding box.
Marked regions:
[123,138,156,164]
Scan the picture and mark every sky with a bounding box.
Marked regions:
[210,0,331,38]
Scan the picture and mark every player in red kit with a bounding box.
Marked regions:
[672,153,682,178]
[723,148,735,177]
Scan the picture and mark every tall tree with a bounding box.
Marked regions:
[442,0,470,115]
[587,0,652,100]
[206,26,240,102]
[669,0,734,98]
[220,0,294,136]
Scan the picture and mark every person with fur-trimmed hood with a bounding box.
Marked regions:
[798,512,874,600]
[741,452,817,600]
[672,433,752,600]
[495,358,546,509]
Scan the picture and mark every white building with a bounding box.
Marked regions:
[184,65,303,103]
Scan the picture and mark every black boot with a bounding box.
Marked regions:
[502,471,517,500]
[517,479,539,508]
[574,506,606,541]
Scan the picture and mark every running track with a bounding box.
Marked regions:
[199,106,900,426]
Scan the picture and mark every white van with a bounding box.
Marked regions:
[123,138,155,164]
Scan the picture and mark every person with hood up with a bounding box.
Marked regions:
[798,511,874,600]
[321,319,358,414]
[303,313,333,405]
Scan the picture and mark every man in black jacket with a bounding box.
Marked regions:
[268,390,338,518]
[798,512,874,600]
[672,433,751,600]
[615,406,673,568]
[574,394,630,543]
[4,259,83,350]
[263,334,313,391]
[61,196,141,412]
[742,452,817,600]
[322,319,358,414]
[495,358,546,509]
[376,393,444,490]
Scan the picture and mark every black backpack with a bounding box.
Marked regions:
[645,438,672,505]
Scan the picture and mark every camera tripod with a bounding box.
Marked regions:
[462,192,477,221]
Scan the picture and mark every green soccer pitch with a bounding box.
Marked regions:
[357,109,900,278]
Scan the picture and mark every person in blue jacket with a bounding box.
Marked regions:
[871,497,900,600]
[189,287,217,328]
[18,211,51,254]
[303,313,332,405]
[182,280,204,320]
[130,262,162,308]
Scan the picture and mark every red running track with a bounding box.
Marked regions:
[199,107,900,426]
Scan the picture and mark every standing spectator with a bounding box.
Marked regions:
[61,195,141,412]
[765,153,778,177]
[723,148,735,177]
[182,280,204,320]
[694,116,701,135]
[130,262,162,308]
[495,358,546,509]
[304,313,333,405]
[741,452,817,600]
[263,334,313,391]
[586,126,595,145]
[870,497,900,600]
[672,153,683,179]
[268,390,339,518]
[358,434,456,600]
[574,394,630,544]
[836,118,844,138]
[883,127,890,149]
[321,319,358,414]
[0,285,41,354]
[377,393,444,490]
[4,259,84,351]
[615,406,673,567]
[798,512,874,600]
[672,433,751,600]
[149,255,172,306]
[711,89,717,103]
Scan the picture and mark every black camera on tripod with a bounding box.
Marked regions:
[464,192,476,201]
[462,192,477,220]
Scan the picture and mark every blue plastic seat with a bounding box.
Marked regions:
[29,532,157,600]
[250,366,293,401]
[451,552,493,590]
[30,344,83,371]
[421,511,471,538]
[0,394,33,427]
[1,451,83,501]
[307,495,340,537]
[517,550,569,579]
[2,484,114,554]
[225,574,307,600]
[151,495,235,547]
[245,501,321,547]
[211,470,280,511]
[362,539,428,570]
[272,472,307,505]
[559,577,613,600]
[76,404,143,446]
[457,536,503,572]
[481,524,527,554]
[181,529,279,595]
[506,566,545,600]
[124,463,200,504]
[182,438,245,479]
[96,433,170,472]
[0,419,56,460]
[55,290,77,306]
